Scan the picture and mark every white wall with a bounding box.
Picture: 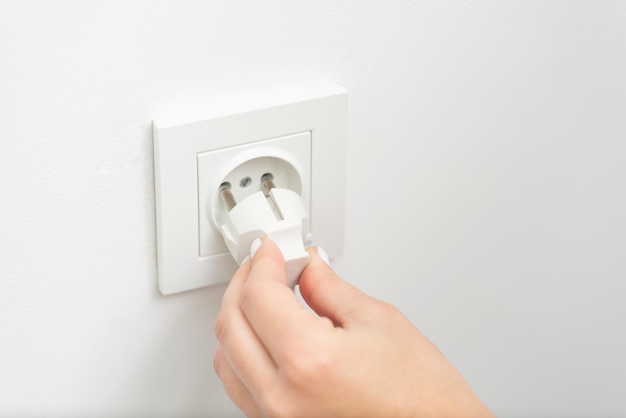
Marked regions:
[1,1,625,417]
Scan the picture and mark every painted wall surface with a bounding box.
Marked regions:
[1,1,625,417]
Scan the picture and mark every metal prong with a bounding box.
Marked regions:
[261,173,275,197]
[219,182,236,211]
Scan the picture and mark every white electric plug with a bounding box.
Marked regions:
[217,174,310,287]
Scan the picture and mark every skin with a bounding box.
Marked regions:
[214,239,495,418]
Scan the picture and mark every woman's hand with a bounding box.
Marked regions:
[214,239,494,418]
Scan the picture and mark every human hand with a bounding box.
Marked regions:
[214,239,494,418]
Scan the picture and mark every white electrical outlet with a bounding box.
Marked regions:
[153,86,347,295]
[198,131,311,258]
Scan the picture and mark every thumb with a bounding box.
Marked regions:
[299,248,374,327]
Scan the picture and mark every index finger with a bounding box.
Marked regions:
[215,259,277,393]
[239,239,334,361]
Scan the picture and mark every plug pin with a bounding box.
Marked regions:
[261,173,275,197]
[219,182,237,211]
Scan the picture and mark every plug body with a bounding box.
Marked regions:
[219,187,310,287]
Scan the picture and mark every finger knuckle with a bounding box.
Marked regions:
[214,312,228,341]
[259,396,281,418]
[238,283,256,314]
[212,351,221,377]
[282,346,335,389]
[374,299,402,318]
[258,389,292,418]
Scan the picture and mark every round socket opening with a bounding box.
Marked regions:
[212,155,303,227]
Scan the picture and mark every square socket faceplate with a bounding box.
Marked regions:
[153,86,347,295]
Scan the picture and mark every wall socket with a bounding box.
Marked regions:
[198,131,311,258]
[153,86,347,295]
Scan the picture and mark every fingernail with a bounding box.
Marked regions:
[250,238,262,259]
[317,246,330,265]
[304,232,313,247]
[241,255,250,265]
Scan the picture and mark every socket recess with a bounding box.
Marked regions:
[198,131,311,258]
[153,86,347,295]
